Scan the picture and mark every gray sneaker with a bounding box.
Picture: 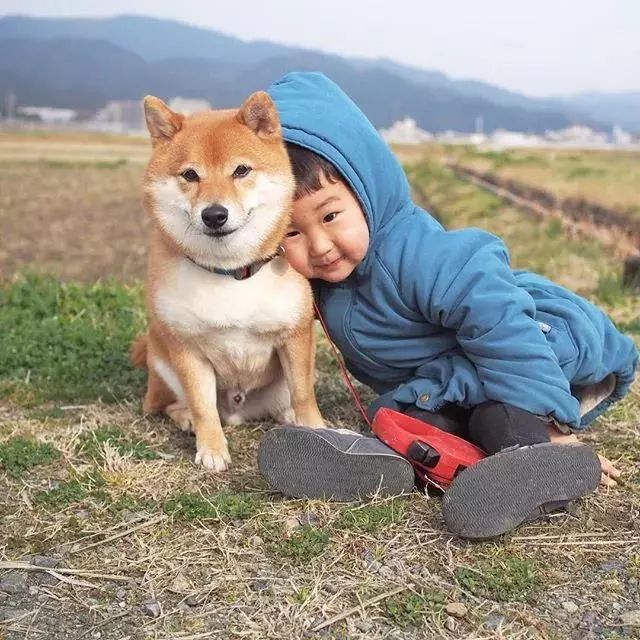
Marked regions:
[442,442,601,539]
[258,426,415,501]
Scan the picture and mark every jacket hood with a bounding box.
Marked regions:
[268,72,413,249]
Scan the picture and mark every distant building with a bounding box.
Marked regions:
[612,125,632,146]
[18,106,76,124]
[168,97,211,115]
[485,129,544,149]
[544,125,608,147]
[2,89,17,119]
[91,100,145,133]
[380,117,433,145]
[389,121,639,151]
[89,97,211,133]
[435,130,487,145]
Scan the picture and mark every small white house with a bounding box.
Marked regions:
[380,117,434,145]
[18,106,76,124]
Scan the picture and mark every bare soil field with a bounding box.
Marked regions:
[0,132,149,282]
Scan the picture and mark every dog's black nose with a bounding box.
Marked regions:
[201,205,229,230]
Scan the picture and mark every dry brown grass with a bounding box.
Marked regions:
[442,145,640,218]
[1,392,639,639]
[0,129,149,162]
[1,162,147,283]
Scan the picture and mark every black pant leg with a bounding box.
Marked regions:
[368,395,471,492]
[403,403,470,438]
[467,401,550,455]
[368,391,470,438]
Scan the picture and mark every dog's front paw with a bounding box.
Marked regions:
[195,443,232,472]
[295,409,325,429]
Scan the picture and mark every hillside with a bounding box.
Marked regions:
[0,14,613,133]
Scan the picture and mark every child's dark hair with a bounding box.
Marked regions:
[286,143,343,200]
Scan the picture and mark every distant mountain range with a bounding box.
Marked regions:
[0,14,638,132]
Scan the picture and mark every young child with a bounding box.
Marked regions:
[257,72,639,539]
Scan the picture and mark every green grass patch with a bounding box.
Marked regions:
[26,406,66,421]
[477,150,512,169]
[337,500,406,534]
[591,434,640,462]
[6,532,50,557]
[262,523,331,564]
[475,150,549,169]
[292,586,312,604]
[595,273,629,307]
[566,165,606,179]
[0,275,146,404]
[34,471,106,509]
[107,492,155,514]
[274,525,330,564]
[456,557,541,602]
[164,491,262,521]
[382,588,444,628]
[627,553,640,580]
[617,318,640,334]
[0,436,59,478]
[546,218,564,239]
[77,426,159,461]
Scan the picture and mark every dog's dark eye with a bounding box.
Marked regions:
[232,165,252,179]
[181,169,199,182]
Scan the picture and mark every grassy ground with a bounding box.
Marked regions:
[435,144,640,219]
[1,135,639,639]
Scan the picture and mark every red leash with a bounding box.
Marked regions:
[372,409,485,488]
[313,301,372,428]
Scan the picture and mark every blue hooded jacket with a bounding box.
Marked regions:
[268,72,638,429]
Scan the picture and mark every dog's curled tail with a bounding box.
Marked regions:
[130,334,148,369]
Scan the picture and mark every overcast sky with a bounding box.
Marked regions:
[3,0,639,96]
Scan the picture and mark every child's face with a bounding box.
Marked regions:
[283,176,369,282]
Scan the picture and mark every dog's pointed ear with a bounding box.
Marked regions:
[143,96,184,145]
[237,91,281,139]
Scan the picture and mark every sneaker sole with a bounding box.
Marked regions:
[258,427,415,501]
[442,442,601,539]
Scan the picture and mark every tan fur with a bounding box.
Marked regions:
[130,335,147,369]
[134,92,324,472]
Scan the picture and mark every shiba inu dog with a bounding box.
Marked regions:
[132,91,324,472]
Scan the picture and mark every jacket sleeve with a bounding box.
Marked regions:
[390,227,581,427]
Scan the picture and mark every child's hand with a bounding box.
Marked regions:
[545,424,621,487]
[597,455,621,488]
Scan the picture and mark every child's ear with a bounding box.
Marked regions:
[237,91,282,140]
[143,96,184,146]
